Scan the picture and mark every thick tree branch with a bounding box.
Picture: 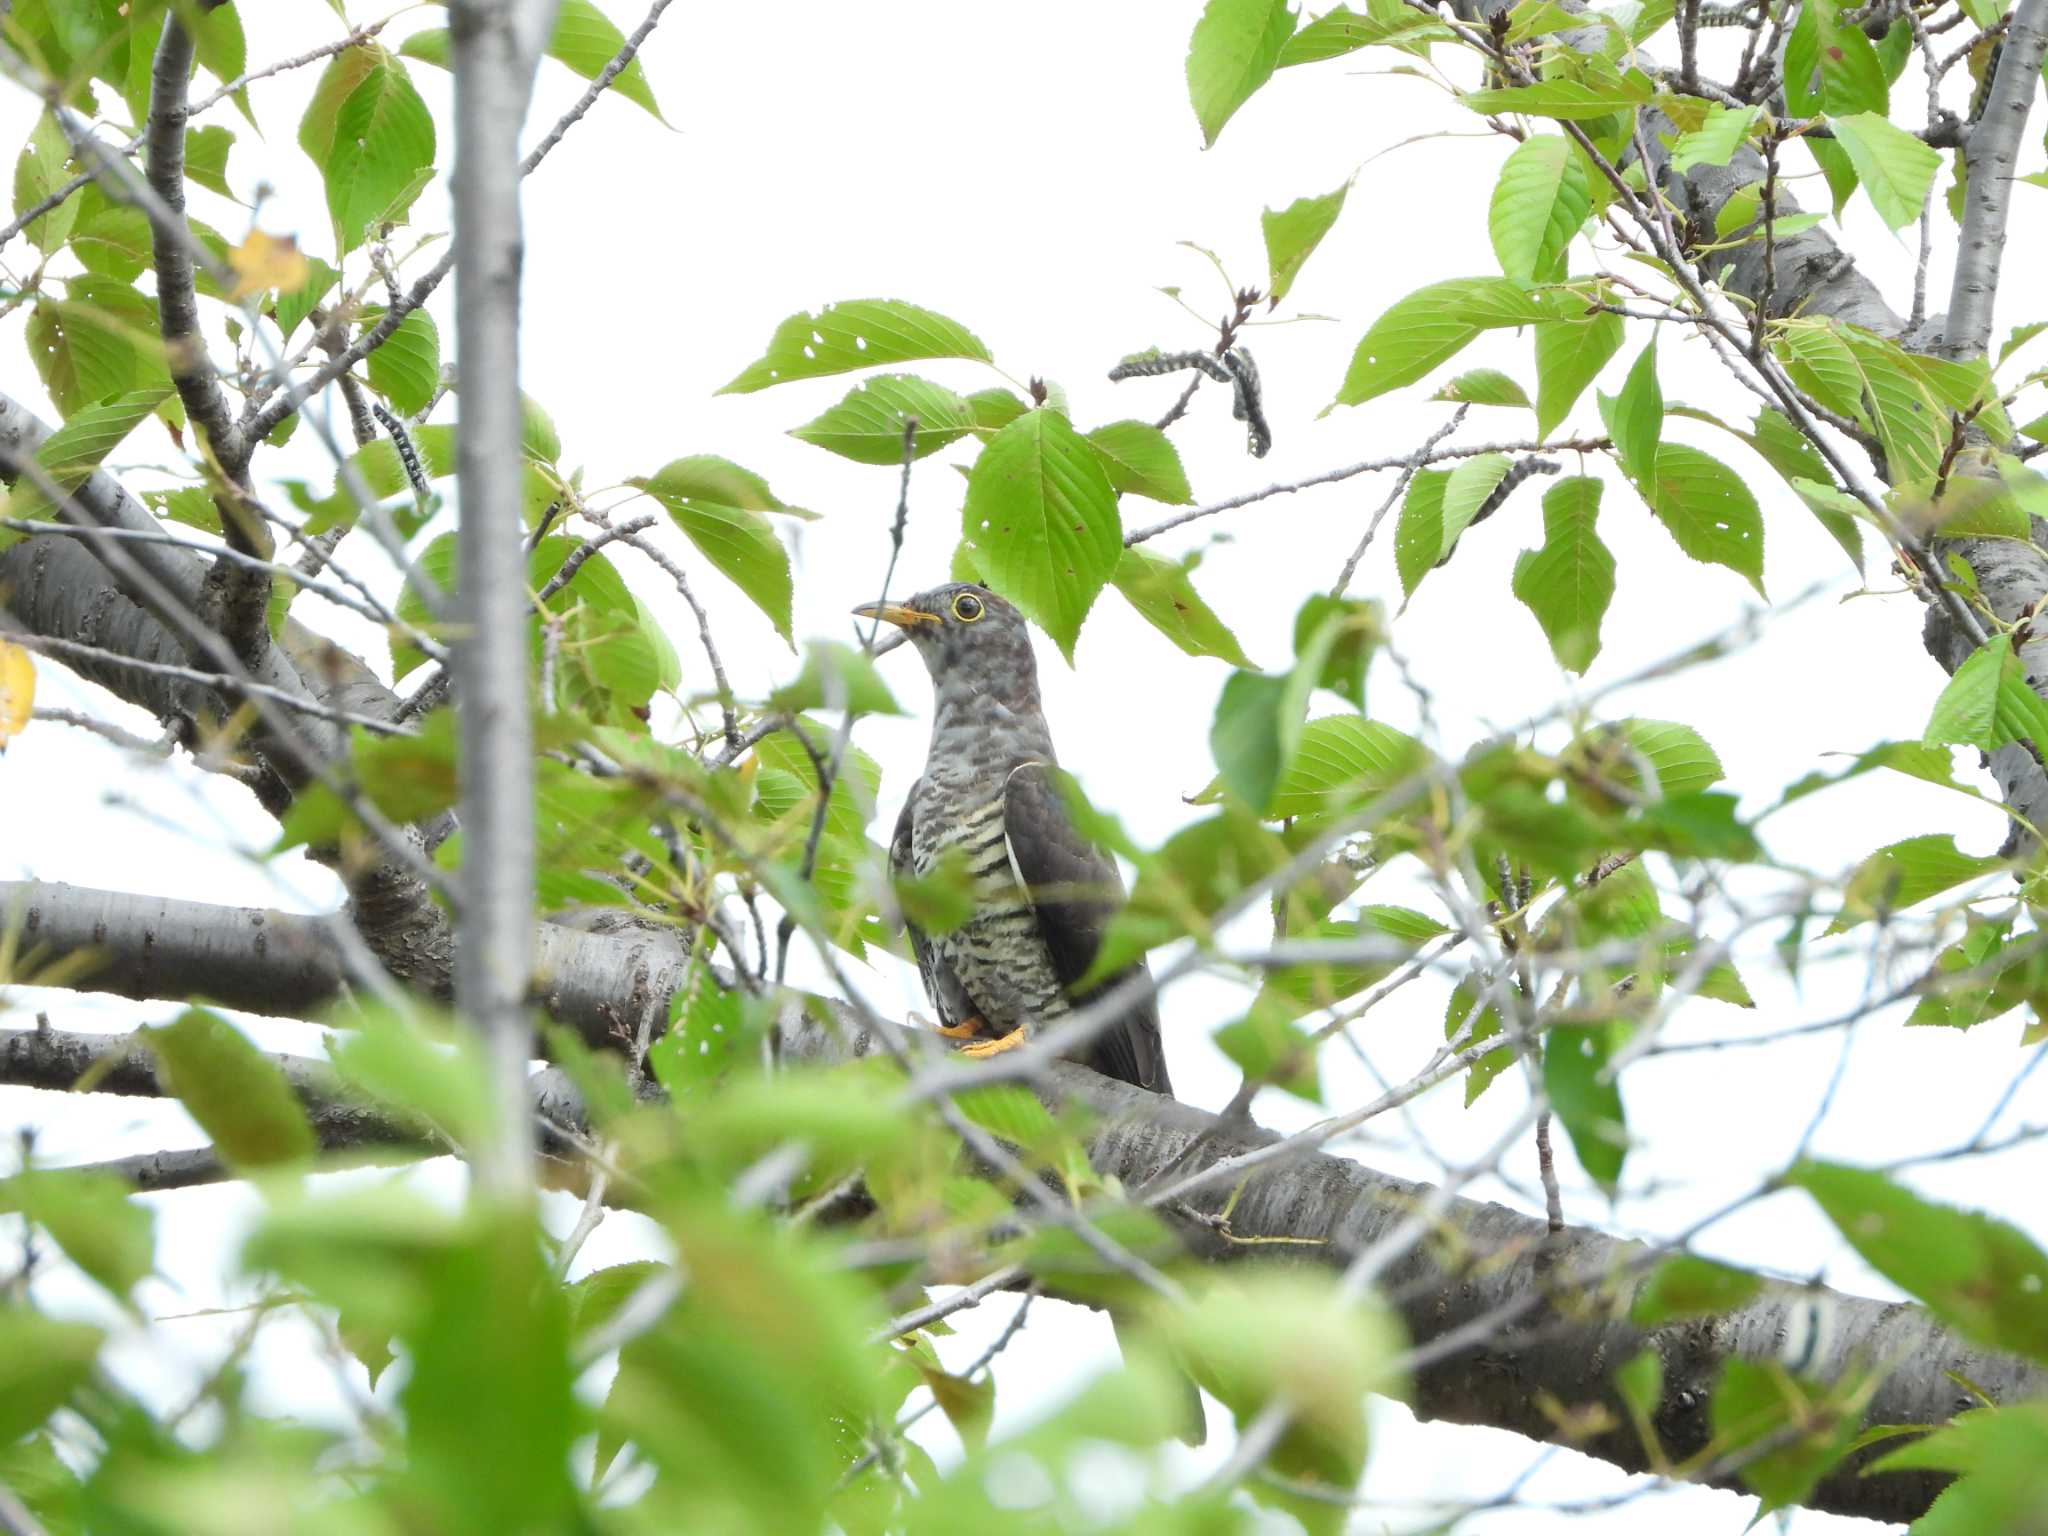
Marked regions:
[1943,0,2048,360]
[2,880,2038,1521]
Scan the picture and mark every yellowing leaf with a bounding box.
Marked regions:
[0,641,33,750]
[227,230,311,301]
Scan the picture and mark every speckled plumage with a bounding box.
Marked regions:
[869,583,1171,1095]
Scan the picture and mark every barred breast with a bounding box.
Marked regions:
[911,790,1069,1030]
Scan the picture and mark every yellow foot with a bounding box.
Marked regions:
[956,1023,1029,1059]
[933,1014,986,1040]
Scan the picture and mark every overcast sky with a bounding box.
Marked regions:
[5,2,2047,1530]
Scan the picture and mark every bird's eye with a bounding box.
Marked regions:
[952,593,984,622]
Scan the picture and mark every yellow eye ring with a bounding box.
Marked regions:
[952,592,985,622]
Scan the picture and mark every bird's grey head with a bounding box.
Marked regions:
[853,583,1042,718]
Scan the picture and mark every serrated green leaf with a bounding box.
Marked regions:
[1113,547,1253,667]
[1488,135,1589,282]
[365,307,440,416]
[1433,368,1532,407]
[1511,474,1613,673]
[1535,310,1623,438]
[1292,592,1381,710]
[790,374,974,463]
[768,641,902,717]
[1832,833,2004,931]
[1187,0,1296,146]
[1789,1161,2048,1362]
[313,48,436,255]
[1669,103,1760,173]
[1262,179,1350,301]
[960,408,1122,661]
[13,112,79,257]
[1337,278,1560,407]
[1641,442,1765,594]
[1544,1024,1626,1191]
[1462,69,1653,120]
[1827,111,1940,229]
[0,387,173,537]
[1602,339,1662,483]
[0,1171,153,1301]
[637,461,797,642]
[1279,0,1454,63]
[185,124,235,199]
[1086,420,1194,504]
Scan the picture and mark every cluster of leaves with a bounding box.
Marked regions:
[6,0,2048,1529]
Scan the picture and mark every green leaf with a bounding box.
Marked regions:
[1784,0,1888,117]
[1511,474,1614,673]
[1462,69,1654,120]
[0,387,173,537]
[1292,592,1381,710]
[1085,420,1194,504]
[1534,310,1623,438]
[1832,833,2004,931]
[185,124,234,198]
[1216,993,1323,1102]
[1278,0,1453,63]
[13,112,79,256]
[546,0,666,118]
[1544,1025,1626,1191]
[1447,981,1514,1104]
[959,408,1122,661]
[365,307,440,416]
[1112,547,1253,667]
[1924,633,2048,760]
[1669,103,1760,173]
[1262,179,1350,301]
[310,48,436,255]
[0,1309,102,1443]
[767,641,903,717]
[1211,670,1298,814]
[0,1170,154,1300]
[1592,718,1726,798]
[1336,278,1560,407]
[719,299,991,394]
[1827,111,1940,229]
[636,457,799,641]
[1641,443,1765,595]
[1603,339,1663,484]
[1789,1161,2048,1362]
[1488,135,1589,282]
[28,279,171,418]
[272,256,340,343]
[1632,1255,1762,1324]
[966,387,1028,433]
[139,1008,317,1171]
[1395,454,1510,595]
[1186,0,1296,147]
[1710,1358,1864,1514]
[1433,368,1532,407]
[1266,715,1428,819]
[789,374,974,463]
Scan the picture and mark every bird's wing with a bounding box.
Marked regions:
[1000,762,1171,1095]
[891,788,981,1030]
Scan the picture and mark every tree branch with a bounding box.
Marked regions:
[447,0,561,1198]
[1943,0,2048,360]
[2,879,2038,1521]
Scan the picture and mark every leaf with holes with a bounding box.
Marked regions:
[1489,135,1588,283]
[13,112,79,256]
[959,408,1122,661]
[1641,444,1764,595]
[1545,1024,1627,1192]
[720,299,991,394]
[1511,475,1613,673]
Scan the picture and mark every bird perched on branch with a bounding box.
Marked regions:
[858,582,1201,1443]
[856,583,1171,1092]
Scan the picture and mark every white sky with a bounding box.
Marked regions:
[5,1,2048,1530]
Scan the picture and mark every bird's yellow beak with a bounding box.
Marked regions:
[852,602,939,629]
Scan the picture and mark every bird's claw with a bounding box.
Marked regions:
[956,1024,1029,1059]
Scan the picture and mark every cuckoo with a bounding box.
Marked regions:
[855,583,1171,1092]
[858,583,1202,1444]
